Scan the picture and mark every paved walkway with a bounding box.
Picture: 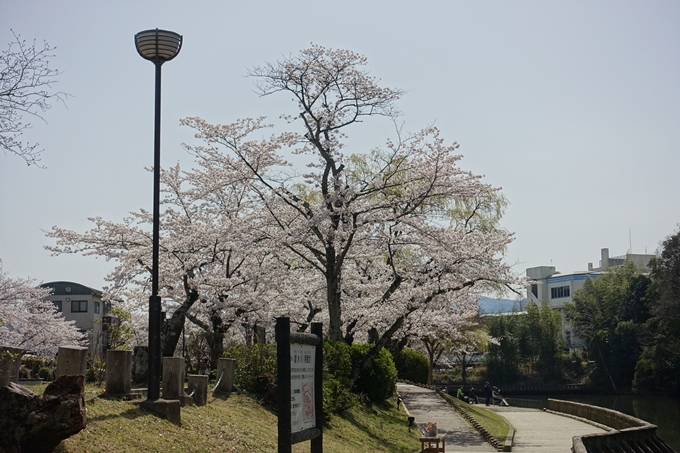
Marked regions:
[484,405,607,452]
[398,383,609,453]
[397,383,495,452]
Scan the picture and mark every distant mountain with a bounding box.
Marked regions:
[478,296,521,314]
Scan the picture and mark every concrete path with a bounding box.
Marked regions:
[397,383,495,452]
[484,405,608,452]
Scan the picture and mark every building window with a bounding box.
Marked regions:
[551,286,570,299]
[53,300,62,312]
[71,300,88,313]
[531,284,538,298]
[94,301,100,314]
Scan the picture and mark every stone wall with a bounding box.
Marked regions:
[547,399,645,430]
[547,399,676,453]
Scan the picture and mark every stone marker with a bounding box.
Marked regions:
[187,374,208,406]
[140,398,181,425]
[214,357,236,394]
[132,346,148,383]
[105,349,132,395]
[0,345,23,387]
[56,346,88,378]
[162,357,185,399]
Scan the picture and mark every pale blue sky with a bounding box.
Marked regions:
[2,1,679,292]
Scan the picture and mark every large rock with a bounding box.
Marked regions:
[0,375,86,453]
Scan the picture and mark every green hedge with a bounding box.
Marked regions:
[224,343,277,394]
[350,344,397,403]
[323,341,356,417]
[393,348,429,384]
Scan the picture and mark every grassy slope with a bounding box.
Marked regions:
[54,391,421,453]
[438,392,510,442]
[463,403,511,441]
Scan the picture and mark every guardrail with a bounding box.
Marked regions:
[546,399,676,453]
[435,383,586,395]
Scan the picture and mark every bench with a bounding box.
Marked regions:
[419,436,445,453]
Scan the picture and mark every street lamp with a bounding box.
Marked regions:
[134,28,182,401]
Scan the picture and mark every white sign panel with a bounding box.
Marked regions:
[290,343,315,433]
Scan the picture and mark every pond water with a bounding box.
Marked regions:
[506,394,680,451]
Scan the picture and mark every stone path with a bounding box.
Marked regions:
[484,405,608,452]
[397,383,495,452]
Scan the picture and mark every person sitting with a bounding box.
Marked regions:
[456,387,470,403]
[493,387,509,406]
[468,387,479,404]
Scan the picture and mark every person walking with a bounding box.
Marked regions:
[484,381,492,406]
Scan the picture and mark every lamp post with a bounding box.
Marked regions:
[134,28,182,401]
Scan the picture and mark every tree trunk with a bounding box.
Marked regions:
[208,313,226,370]
[326,269,343,341]
[161,289,199,357]
[461,352,467,387]
[350,314,406,383]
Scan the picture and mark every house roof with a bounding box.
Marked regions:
[41,281,103,297]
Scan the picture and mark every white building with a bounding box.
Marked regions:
[526,248,656,350]
[41,281,111,357]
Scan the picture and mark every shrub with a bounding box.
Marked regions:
[323,341,356,417]
[393,348,429,384]
[21,355,46,375]
[224,344,277,394]
[350,344,397,403]
[38,366,53,381]
[86,359,105,386]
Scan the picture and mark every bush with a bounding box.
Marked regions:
[634,344,680,395]
[393,348,429,384]
[350,344,397,403]
[225,341,358,418]
[224,344,277,394]
[38,366,53,381]
[323,341,356,417]
[86,359,105,386]
[21,356,46,375]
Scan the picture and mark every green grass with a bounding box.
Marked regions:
[44,388,420,453]
[458,401,510,441]
[438,392,510,442]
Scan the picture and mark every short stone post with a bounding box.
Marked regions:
[131,346,148,383]
[0,345,23,386]
[187,375,208,406]
[56,346,88,378]
[162,357,185,399]
[214,358,236,394]
[105,349,132,395]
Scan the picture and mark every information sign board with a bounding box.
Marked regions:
[291,344,316,433]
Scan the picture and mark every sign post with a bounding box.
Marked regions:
[276,317,323,453]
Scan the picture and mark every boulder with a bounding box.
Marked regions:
[0,374,86,453]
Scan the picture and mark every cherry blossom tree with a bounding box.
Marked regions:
[0,260,83,358]
[46,162,290,366]
[181,45,517,380]
[1,31,68,166]
[47,45,517,380]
